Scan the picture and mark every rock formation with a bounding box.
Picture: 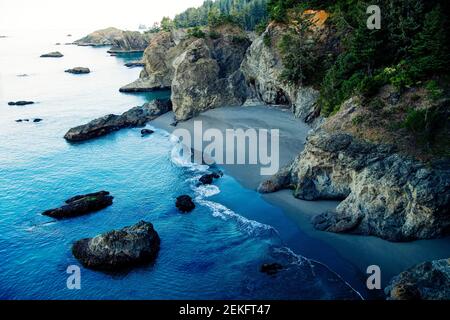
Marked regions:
[385,258,450,300]
[64,99,172,142]
[8,101,34,106]
[72,221,160,271]
[241,22,334,123]
[73,27,123,46]
[107,31,153,53]
[40,51,63,58]
[176,195,195,213]
[42,191,113,219]
[65,67,90,74]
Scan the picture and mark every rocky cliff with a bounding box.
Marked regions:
[108,31,154,53]
[259,98,450,241]
[74,28,152,53]
[171,25,250,120]
[121,25,250,120]
[241,22,331,123]
[385,258,450,300]
[74,27,124,46]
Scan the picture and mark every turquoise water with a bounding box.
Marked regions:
[0,29,361,300]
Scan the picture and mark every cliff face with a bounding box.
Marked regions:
[240,23,320,123]
[259,97,450,241]
[107,31,153,53]
[171,26,250,120]
[121,25,250,120]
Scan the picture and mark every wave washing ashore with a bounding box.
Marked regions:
[0,28,364,300]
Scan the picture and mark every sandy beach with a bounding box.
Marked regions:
[151,105,450,295]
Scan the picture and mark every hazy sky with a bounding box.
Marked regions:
[0,0,205,31]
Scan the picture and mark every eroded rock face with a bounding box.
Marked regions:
[64,99,172,141]
[240,23,320,123]
[108,31,153,53]
[120,31,192,92]
[171,29,250,121]
[261,129,450,241]
[42,191,113,219]
[72,221,160,271]
[73,27,123,46]
[385,259,450,300]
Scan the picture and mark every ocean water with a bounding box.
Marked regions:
[0,29,362,300]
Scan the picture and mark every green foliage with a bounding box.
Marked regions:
[187,27,206,38]
[255,20,269,35]
[425,80,444,101]
[278,29,318,85]
[263,33,272,47]
[160,17,175,32]
[208,30,221,39]
[402,108,439,140]
[174,0,269,31]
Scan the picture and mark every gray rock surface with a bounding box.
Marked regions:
[64,99,172,141]
[72,221,160,271]
[65,67,90,74]
[240,24,320,123]
[40,51,63,58]
[385,258,450,300]
[260,129,450,241]
[107,31,153,53]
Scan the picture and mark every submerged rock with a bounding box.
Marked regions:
[65,67,90,74]
[260,263,283,276]
[124,60,145,68]
[40,51,63,58]
[176,195,195,213]
[64,99,172,142]
[385,258,450,300]
[42,191,113,219]
[140,129,154,136]
[8,101,34,106]
[199,172,222,185]
[72,221,160,271]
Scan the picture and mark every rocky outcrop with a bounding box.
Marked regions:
[385,258,450,300]
[40,51,63,58]
[8,101,34,106]
[241,23,324,123]
[107,31,153,53]
[260,263,284,276]
[260,128,450,241]
[65,67,90,74]
[42,191,113,219]
[73,27,123,46]
[199,172,222,185]
[120,31,191,92]
[64,99,172,142]
[140,129,154,136]
[124,60,145,68]
[72,221,160,271]
[171,27,251,121]
[176,195,195,213]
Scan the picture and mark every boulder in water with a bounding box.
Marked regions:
[176,195,195,213]
[72,221,160,271]
[65,67,90,74]
[40,51,63,58]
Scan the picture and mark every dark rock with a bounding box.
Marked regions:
[260,263,283,276]
[141,129,154,136]
[40,51,63,58]
[176,195,195,213]
[124,60,145,68]
[65,67,90,74]
[17,74,29,77]
[64,99,172,142]
[8,101,34,106]
[73,27,123,46]
[385,258,450,300]
[72,221,160,271]
[42,191,113,219]
[258,164,293,193]
[199,172,222,185]
[67,34,72,37]
[33,118,43,123]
